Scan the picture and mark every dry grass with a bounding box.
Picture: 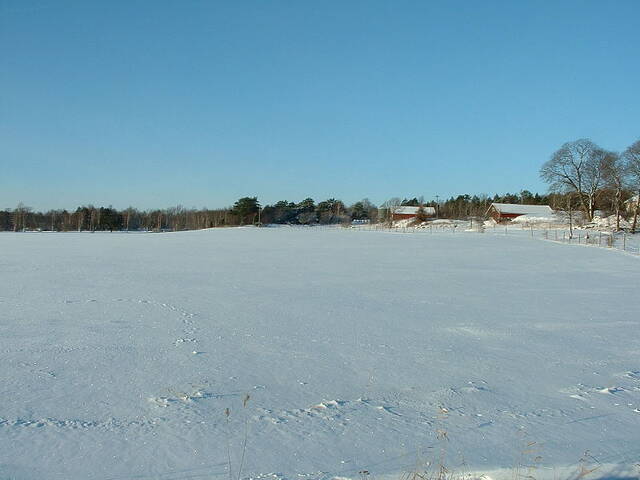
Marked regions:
[224,393,251,480]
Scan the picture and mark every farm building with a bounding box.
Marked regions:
[392,206,436,221]
[626,194,639,212]
[486,203,554,222]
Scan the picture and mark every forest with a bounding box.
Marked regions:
[2,138,639,232]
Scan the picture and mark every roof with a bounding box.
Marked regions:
[392,206,436,215]
[489,203,554,216]
[625,195,639,204]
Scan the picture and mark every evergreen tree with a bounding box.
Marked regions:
[232,197,260,225]
[350,202,368,220]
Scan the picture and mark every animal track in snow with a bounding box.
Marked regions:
[63,297,198,320]
[562,383,628,399]
[62,297,201,348]
[311,399,347,410]
[562,377,640,416]
[0,416,160,431]
[17,361,56,379]
[256,397,405,425]
[148,385,241,408]
[618,370,640,382]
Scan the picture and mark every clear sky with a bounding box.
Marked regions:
[2,0,639,210]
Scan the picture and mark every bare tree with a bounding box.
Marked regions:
[77,210,84,231]
[89,207,98,232]
[623,140,640,233]
[12,202,32,231]
[583,147,610,220]
[380,197,402,224]
[601,151,625,230]
[565,193,578,238]
[124,207,135,231]
[540,139,601,221]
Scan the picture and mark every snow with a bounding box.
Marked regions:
[580,215,632,230]
[391,218,415,228]
[490,203,554,216]
[511,214,558,225]
[392,206,436,216]
[1,228,639,480]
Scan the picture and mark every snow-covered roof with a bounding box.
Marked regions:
[490,203,553,215]
[625,195,639,204]
[392,206,436,215]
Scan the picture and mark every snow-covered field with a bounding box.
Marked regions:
[1,227,639,480]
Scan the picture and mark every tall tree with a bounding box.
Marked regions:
[601,151,625,230]
[316,198,346,224]
[12,202,32,231]
[297,198,315,212]
[623,140,640,233]
[350,202,368,220]
[583,148,611,220]
[380,197,402,224]
[540,139,601,221]
[401,197,420,206]
[232,197,260,225]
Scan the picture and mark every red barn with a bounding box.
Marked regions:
[391,206,436,221]
[486,203,554,222]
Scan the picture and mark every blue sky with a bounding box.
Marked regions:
[2,0,639,210]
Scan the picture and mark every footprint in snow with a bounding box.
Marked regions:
[597,386,625,394]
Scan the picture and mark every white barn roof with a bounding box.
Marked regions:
[490,203,553,216]
[393,206,436,215]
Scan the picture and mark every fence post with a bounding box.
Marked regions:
[623,233,626,251]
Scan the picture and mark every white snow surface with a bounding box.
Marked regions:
[392,206,436,216]
[489,203,554,216]
[1,228,639,480]
[581,215,632,230]
[511,214,559,225]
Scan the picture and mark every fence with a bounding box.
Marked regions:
[346,222,640,256]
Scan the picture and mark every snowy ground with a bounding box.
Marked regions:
[368,220,640,255]
[1,227,639,480]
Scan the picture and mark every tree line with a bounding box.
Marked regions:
[0,197,371,232]
[0,190,597,232]
[0,194,540,232]
[539,138,640,231]
[2,138,639,232]
[378,192,554,221]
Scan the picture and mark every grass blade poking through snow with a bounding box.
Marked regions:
[224,394,252,480]
[237,394,251,480]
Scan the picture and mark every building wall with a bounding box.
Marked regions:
[489,209,523,222]
[392,213,417,221]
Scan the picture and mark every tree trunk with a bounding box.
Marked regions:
[587,194,595,222]
[632,191,640,234]
[614,189,621,231]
